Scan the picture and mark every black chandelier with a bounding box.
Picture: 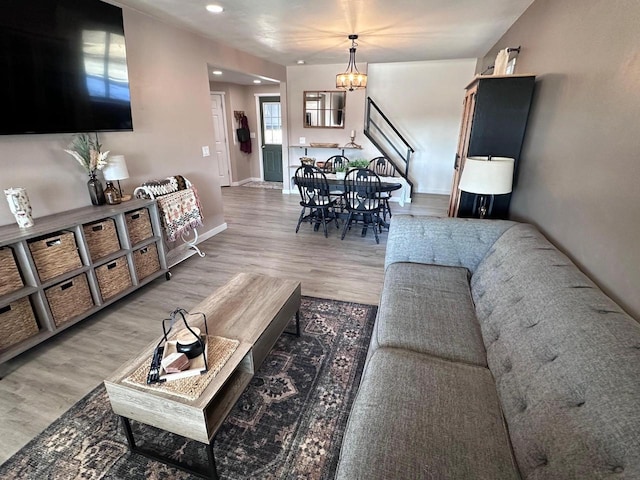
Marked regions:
[336,34,368,91]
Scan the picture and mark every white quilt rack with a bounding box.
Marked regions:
[133,176,205,266]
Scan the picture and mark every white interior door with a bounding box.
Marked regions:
[210,93,231,186]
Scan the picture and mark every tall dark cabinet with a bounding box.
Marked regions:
[448,74,536,219]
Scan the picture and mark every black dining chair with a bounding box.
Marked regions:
[322,155,349,173]
[322,155,350,209]
[341,168,383,244]
[368,157,397,223]
[294,165,340,238]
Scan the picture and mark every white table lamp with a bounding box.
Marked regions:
[458,156,514,218]
[103,154,130,200]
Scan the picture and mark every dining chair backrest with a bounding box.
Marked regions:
[369,157,397,177]
[294,165,332,207]
[323,155,349,173]
[343,168,382,213]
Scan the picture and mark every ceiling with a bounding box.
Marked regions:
[115,0,534,82]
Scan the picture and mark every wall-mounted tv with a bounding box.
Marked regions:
[0,0,133,135]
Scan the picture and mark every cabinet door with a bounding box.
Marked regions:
[448,84,478,217]
[449,76,535,219]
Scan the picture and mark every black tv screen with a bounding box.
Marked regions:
[0,0,133,135]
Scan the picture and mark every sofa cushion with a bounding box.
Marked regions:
[371,262,487,366]
[471,224,640,479]
[335,348,520,480]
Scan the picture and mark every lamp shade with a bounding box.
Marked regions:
[102,154,129,181]
[458,156,514,195]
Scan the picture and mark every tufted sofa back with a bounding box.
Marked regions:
[385,215,516,273]
[471,224,640,479]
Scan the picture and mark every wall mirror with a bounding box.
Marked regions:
[303,91,346,128]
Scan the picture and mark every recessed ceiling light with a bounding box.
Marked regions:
[205,4,224,13]
[212,70,223,75]
[253,80,262,84]
[296,60,305,65]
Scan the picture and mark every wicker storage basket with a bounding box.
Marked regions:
[95,256,132,301]
[0,246,24,297]
[133,243,160,281]
[45,274,94,327]
[0,297,39,351]
[29,231,82,282]
[126,208,153,246]
[83,218,121,261]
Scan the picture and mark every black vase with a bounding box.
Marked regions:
[87,174,106,206]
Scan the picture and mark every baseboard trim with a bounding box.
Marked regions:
[231,177,262,186]
[390,197,412,204]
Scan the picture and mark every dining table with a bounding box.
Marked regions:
[293,173,404,235]
[323,173,402,194]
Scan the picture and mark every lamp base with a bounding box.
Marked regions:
[479,201,487,219]
[476,195,493,219]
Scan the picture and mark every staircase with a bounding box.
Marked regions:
[364,97,415,197]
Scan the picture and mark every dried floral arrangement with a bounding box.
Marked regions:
[64,133,110,176]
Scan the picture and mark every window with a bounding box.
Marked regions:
[262,102,282,144]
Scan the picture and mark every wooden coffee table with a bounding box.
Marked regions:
[104,273,301,479]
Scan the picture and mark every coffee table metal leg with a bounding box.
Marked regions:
[121,416,136,449]
[120,416,219,480]
[206,441,219,479]
[284,310,301,337]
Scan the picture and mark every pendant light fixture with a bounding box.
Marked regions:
[336,34,367,91]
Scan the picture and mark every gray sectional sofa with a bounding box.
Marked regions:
[336,215,640,479]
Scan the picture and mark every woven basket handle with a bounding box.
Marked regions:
[46,238,61,247]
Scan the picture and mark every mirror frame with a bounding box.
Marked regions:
[303,90,346,129]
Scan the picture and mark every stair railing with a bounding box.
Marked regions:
[364,97,415,195]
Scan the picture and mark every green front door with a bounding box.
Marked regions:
[260,96,283,182]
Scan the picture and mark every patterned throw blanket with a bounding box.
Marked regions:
[140,175,188,198]
[156,186,204,242]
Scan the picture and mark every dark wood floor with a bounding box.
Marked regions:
[0,186,448,463]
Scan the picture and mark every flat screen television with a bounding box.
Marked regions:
[0,0,133,135]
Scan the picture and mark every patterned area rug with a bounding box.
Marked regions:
[0,296,376,480]
[242,181,283,189]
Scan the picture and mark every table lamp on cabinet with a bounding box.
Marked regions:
[103,155,131,201]
[458,156,514,219]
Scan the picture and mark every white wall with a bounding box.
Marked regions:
[285,64,379,192]
[286,64,370,150]
[367,59,477,194]
[0,8,285,231]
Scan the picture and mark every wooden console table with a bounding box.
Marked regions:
[291,144,362,157]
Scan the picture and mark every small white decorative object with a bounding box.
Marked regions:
[4,187,35,228]
[345,130,361,149]
[494,48,509,75]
